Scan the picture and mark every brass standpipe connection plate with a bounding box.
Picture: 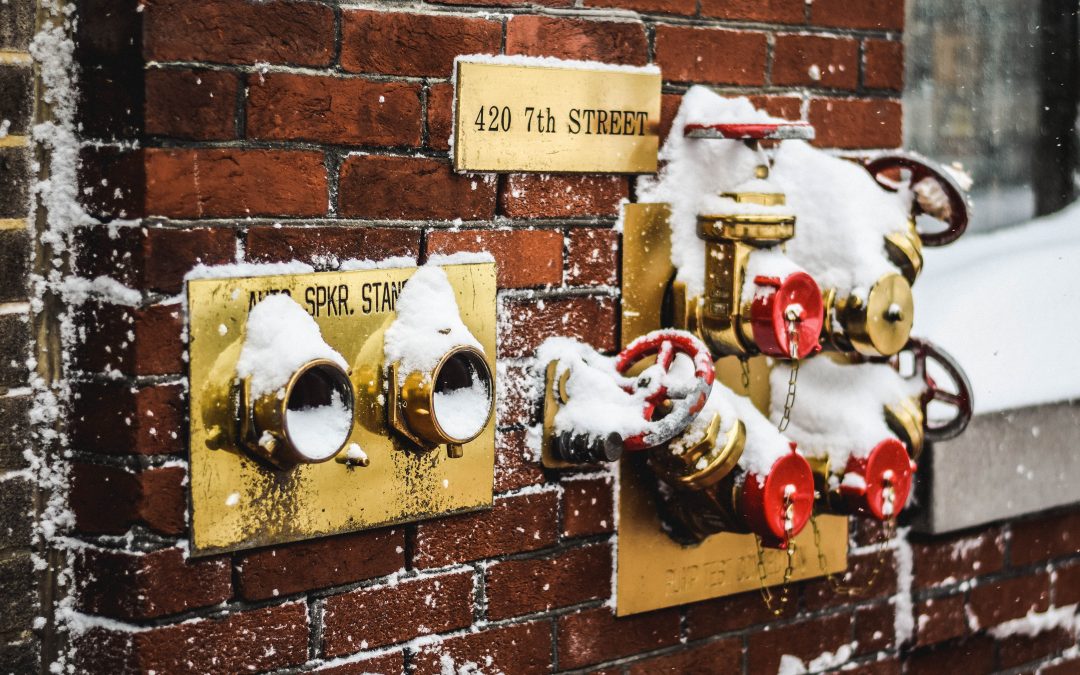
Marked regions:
[616,203,847,616]
[187,263,497,555]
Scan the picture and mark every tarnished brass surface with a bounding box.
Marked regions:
[453,61,661,173]
[651,416,746,489]
[618,202,848,615]
[541,361,577,469]
[697,216,795,244]
[884,221,924,284]
[886,396,926,461]
[188,264,497,555]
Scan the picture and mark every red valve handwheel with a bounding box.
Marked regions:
[896,337,973,442]
[749,272,825,360]
[739,447,815,548]
[865,153,970,247]
[684,122,816,141]
[839,439,915,521]
[614,330,715,452]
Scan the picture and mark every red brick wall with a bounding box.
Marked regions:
[59,1,1080,673]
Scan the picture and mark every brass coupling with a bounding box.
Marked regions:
[822,273,914,357]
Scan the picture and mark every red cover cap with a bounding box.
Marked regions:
[739,448,815,548]
[840,438,915,521]
[749,272,824,359]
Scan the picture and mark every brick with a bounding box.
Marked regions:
[322,570,474,655]
[686,588,797,638]
[911,529,1004,589]
[70,380,184,456]
[499,296,617,358]
[0,637,38,674]
[426,229,562,288]
[145,228,237,293]
[0,0,35,50]
[748,95,804,121]
[71,303,185,377]
[77,146,144,220]
[584,0,695,14]
[996,626,1075,670]
[0,147,30,218]
[236,527,404,601]
[1010,510,1080,567]
[342,10,501,78]
[495,363,538,428]
[500,175,629,219]
[506,16,648,65]
[146,68,238,140]
[556,606,680,669]
[427,82,455,152]
[844,660,901,675]
[0,395,29,469]
[146,148,328,218]
[567,228,619,287]
[811,0,904,31]
[144,0,334,66]
[969,573,1050,628]
[246,227,420,267]
[1043,656,1080,675]
[746,612,851,674]
[494,428,545,493]
[655,27,767,85]
[0,314,28,387]
[74,601,309,673]
[659,93,682,145]
[248,74,422,147]
[0,229,28,302]
[76,546,231,620]
[1053,561,1080,606]
[809,98,902,149]
[413,491,559,569]
[312,651,405,674]
[485,544,612,620]
[626,637,741,674]
[701,0,805,24]
[802,549,897,610]
[915,594,967,647]
[0,66,32,136]
[0,551,35,633]
[854,602,895,655]
[431,0,572,6]
[339,155,496,221]
[412,621,552,675]
[562,475,614,538]
[773,34,859,89]
[864,39,904,91]
[904,636,994,675]
[70,462,186,536]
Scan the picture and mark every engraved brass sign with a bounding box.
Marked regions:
[187,264,497,555]
[453,60,661,173]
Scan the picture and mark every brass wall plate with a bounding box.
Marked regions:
[453,60,661,173]
[617,203,848,615]
[187,264,497,556]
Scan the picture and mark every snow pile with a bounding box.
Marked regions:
[285,390,352,461]
[915,200,1080,413]
[742,248,803,305]
[669,379,738,457]
[236,294,348,397]
[384,266,484,382]
[433,378,490,440]
[988,604,1080,639]
[728,384,798,480]
[776,642,857,674]
[769,359,921,471]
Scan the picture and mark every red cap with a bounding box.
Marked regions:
[749,272,824,359]
[739,448,815,548]
[839,438,915,520]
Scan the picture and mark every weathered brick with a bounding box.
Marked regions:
[853,601,895,655]
[486,544,612,620]
[248,74,422,147]
[236,527,404,601]
[495,363,538,428]
[145,68,238,140]
[0,147,30,218]
[246,227,420,266]
[341,10,501,78]
[426,229,562,288]
[76,546,231,620]
[626,637,741,674]
[1054,561,1080,606]
[146,148,328,218]
[0,228,29,302]
[72,303,185,377]
[654,27,767,85]
[431,0,572,6]
[0,395,29,469]
[911,529,1004,589]
[773,34,859,89]
[584,0,695,14]
[566,228,618,286]
[70,380,184,455]
[864,39,905,91]
[556,606,681,669]
[746,612,851,673]
[996,626,1076,670]
[0,66,32,136]
[311,651,406,674]
[321,570,474,655]
[686,588,796,639]
[801,549,897,611]
[969,573,1050,628]
[701,0,805,24]
[506,16,648,65]
[811,0,904,31]
[339,155,496,221]
[809,98,902,149]
[915,594,967,646]
[0,637,38,674]
[70,462,186,535]
[1043,655,1080,675]
[427,82,455,152]
[904,636,994,675]
[1010,510,1080,567]
[413,491,559,569]
[0,0,35,50]
[0,551,35,633]
[144,228,236,293]
[77,146,144,220]
[412,621,552,675]
[562,475,614,539]
[499,296,617,358]
[144,0,334,66]
[494,428,545,494]
[500,175,629,219]
[0,314,28,387]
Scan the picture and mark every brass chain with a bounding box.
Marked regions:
[754,493,797,615]
[811,482,897,596]
[776,314,801,432]
[739,357,751,391]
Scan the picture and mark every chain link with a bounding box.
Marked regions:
[810,482,897,596]
[754,493,798,615]
[776,313,801,433]
[739,357,751,391]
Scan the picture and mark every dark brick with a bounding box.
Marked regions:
[493,428,544,494]
[701,0,804,24]
[809,97,902,149]
[686,588,796,639]
[854,601,895,655]
[70,462,186,536]
[1054,561,1080,606]
[801,548,897,610]
[506,16,648,65]
[1010,510,1080,567]
[0,394,29,469]
[145,68,238,140]
[0,229,28,301]
[996,626,1076,670]
[71,303,185,378]
[0,66,32,135]
[0,636,39,674]
[338,155,496,221]
[236,527,404,601]
[562,475,614,539]
[969,573,1050,628]
[322,570,474,655]
[911,529,1005,589]
[0,314,28,388]
[566,228,618,287]
[485,544,612,620]
[626,637,741,674]
[426,229,562,289]
[246,227,420,267]
[495,363,538,429]
[412,621,552,675]
[0,551,35,633]
[0,147,30,218]
[583,0,694,14]
[70,380,185,456]
[746,612,851,674]
[904,636,994,675]
[811,0,904,30]
[915,594,967,646]
[0,0,35,50]
[654,26,767,85]
[1043,656,1080,675]
[557,606,680,669]
[773,34,859,89]
[500,175,629,219]
[499,296,617,358]
[312,651,406,674]
[413,491,559,569]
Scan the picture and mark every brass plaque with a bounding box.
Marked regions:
[187,264,497,555]
[453,60,661,173]
[616,203,848,614]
